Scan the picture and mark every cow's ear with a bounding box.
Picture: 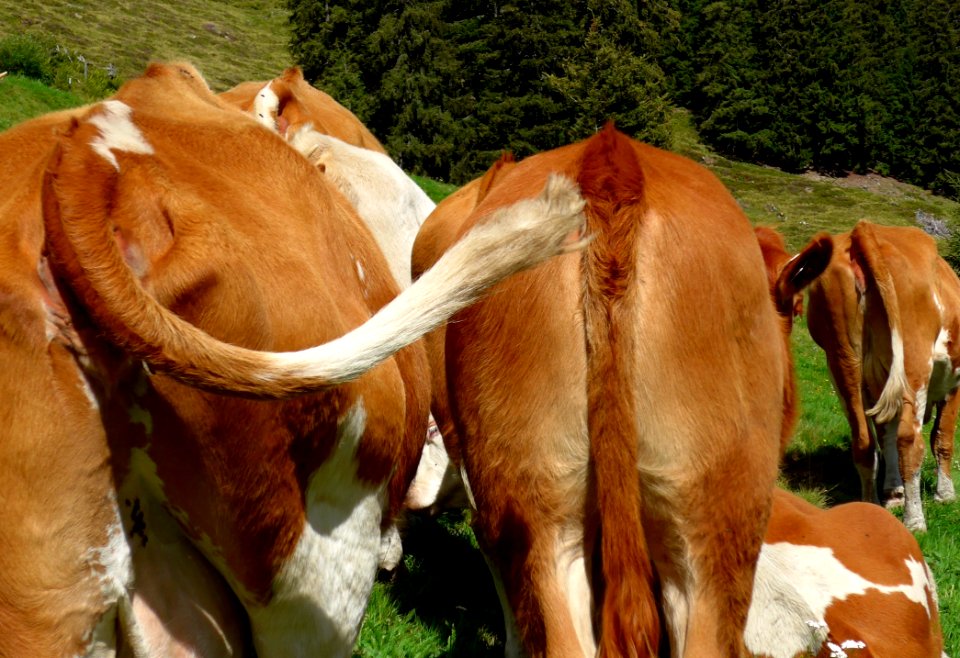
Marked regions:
[775,232,833,317]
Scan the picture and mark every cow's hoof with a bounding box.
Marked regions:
[903,516,927,533]
[883,488,905,510]
[934,490,957,503]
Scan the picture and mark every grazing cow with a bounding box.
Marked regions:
[806,220,960,531]
[412,125,826,657]
[745,489,945,658]
[220,66,388,154]
[1,61,586,656]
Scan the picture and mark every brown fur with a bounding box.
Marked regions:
[807,221,959,530]
[413,127,795,657]
[4,61,428,653]
[764,489,944,658]
[219,66,388,153]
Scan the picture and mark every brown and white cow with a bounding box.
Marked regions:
[745,489,945,658]
[411,125,824,657]
[806,220,959,531]
[288,127,436,289]
[0,61,586,656]
[220,66,388,154]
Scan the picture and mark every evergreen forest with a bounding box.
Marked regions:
[287,0,960,193]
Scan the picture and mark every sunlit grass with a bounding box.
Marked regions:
[0,0,291,91]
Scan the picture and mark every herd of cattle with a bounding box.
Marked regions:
[0,61,952,657]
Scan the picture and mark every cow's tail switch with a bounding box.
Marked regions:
[578,124,659,658]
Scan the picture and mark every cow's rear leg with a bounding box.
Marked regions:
[931,394,958,503]
[649,482,767,658]
[896,399,928,531]
[479,510,595,658]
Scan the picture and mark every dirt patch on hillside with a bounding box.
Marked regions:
[801,171,930,199]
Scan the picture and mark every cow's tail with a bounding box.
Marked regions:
[849,220,909,424]
[579,124,659,657]
[42,124,588,399]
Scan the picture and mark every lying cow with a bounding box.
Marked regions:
[220,66,387,153]
[1,61,586,656]
[806,220,959,531]
[411,125,826,657]
[745,489,945,658]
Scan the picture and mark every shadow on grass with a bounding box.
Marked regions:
[380,510,505,656]
[780,442,862,505]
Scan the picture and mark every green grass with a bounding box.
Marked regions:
[0,0,291,92]
[0,72,83,129]
[2,49,957,657]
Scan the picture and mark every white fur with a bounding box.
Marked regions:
[289,128,435,287]
[253,82,280,132]
[79,498,133,657]
[555,528,595,657]
[89,100,154,171]
[246,401,383,657]
[745,542,933,658]
[404,417,461,510]
[903,470,926,532]
[258,174,586,386]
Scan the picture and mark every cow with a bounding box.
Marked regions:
[0,61,587,656]
[745,489,945,658]
[806,220,960,532]
[285,126,439,569]
[288,127,435,288]
[411,125,828,657]
[219,66,388,154]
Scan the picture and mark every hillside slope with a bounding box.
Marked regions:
[0,0,290,91]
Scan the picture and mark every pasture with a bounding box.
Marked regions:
[1,9,958,651]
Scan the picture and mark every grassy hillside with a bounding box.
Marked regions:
[1,9,958,655]
[0,72,82,129]
[0,0,290,91]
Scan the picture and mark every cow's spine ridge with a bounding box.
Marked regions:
[578,124,659,658]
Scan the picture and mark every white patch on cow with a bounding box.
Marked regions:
[745,542,932,658]
[555,527,596,657]
[246,401,383,657]
[914,383,928,437]
[89,100,153,171]
[355,258,366,285]
[377,522,403,572]
[660,577,690,657]
[288,128,435,287]
[903,470,926,532]
[928,329,959,410]
[404,417,454,510]
[79,498,134,657]
[78,375,100,411]
[253,82,280,132]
